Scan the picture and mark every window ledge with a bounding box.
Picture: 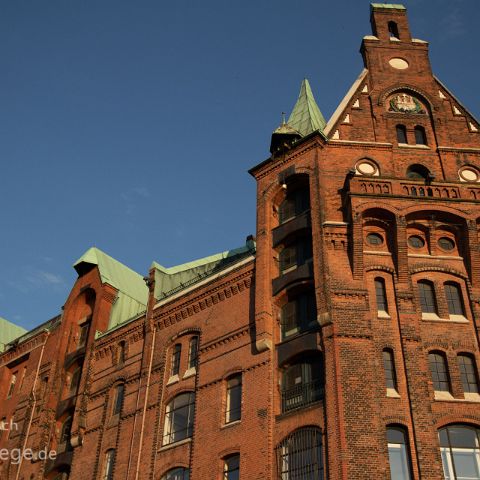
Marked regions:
[183,368,196,379]
[434,391,455,401]
[386,388,400,398]
[408,253,462,260]
[464,393,480,402]
[397,143,430,149]
[166,375,179,386]
[221,420,241,430]
[158,437,192,452]
[377,311,391,319]
[422,315,468,324]
[363,250,391,256]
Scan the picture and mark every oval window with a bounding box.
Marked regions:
[408,235,425,248]
[356,160,378,176]
[438,237,455,251]
[366,233,384,246]
[459,167,480,183]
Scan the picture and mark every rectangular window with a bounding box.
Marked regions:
[70,368,82,395]
[78,323,90,348]
[383,350,397,390]
[226,374,242,423]
[171,344,181,377]
[223,454,240,480]
[188,337,199,369]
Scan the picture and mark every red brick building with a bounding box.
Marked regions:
[2,3,480,479]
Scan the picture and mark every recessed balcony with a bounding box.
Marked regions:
[272,211,311,247]
[272,261,314,296]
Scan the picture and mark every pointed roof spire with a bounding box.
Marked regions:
[288,78,326,136]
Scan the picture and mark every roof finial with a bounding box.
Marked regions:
[281,112,286,125]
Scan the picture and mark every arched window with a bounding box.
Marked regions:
[444,282,465,317]
[117,341,126,365]
[278,187,310,224]
[163,392,195,445]
[396,125,407,144]
[407,164,431,180]
[225,374,242,423]
[281,290,317,339]
[276,427,324,479]
[388,21,400,39]
[112,384,124,416]
[281,355,323,412]
[375,278,389,315]
[78,321,90,348]
[223,454,240,480]
[383,349,397,391]
[457,355,479,394]
[428,352,451,393]
[418,281,438,315]
[414,126,427,145]
[102,449,115,480]
[171,344,181,377]
[439,425,480,479]
[69,366,82,395]
[160,467,190,480]
[188,336,199,369]
[386,426,412,479]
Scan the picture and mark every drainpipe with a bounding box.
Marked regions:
[15,329,50,480]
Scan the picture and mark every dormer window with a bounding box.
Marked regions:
[388,21,400,39]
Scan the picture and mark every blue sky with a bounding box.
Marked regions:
[1,0,479,330]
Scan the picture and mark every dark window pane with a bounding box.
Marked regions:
[387,428,412,480]
[188,337,198,369]
[163,393,195,445]
[224,454,240,480]
[408,235,425,249]
[281,292,317,339]
[366,233,384,246]
[279,189,310,224]
[418,282,437,314]
[383,350,397,390]
[375,278,388,313]
[428,353,450,392]
[444,283,465,316]
[113,384,124,415]
[396,125,407,144]
[171,344,181,376]
[414,126,427,145]
[458,355,479,394]
[161,468,190,480]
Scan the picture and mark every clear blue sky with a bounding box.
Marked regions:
[1,0,479,330]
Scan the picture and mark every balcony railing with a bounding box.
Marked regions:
[349,176,480,201]
[281,380,324,413]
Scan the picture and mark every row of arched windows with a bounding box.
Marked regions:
[374,277,467,319]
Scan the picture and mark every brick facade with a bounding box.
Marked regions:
[1,4,480,479]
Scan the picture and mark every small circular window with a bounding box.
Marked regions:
[356,160,378,176]
[366,233,384,246]
[438,237,455,251]
[408,235,425,248]
[459,167,480,183]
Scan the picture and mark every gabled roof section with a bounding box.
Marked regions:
[73,247,148,329]
[324,69,369,137]
[152,238,256,300]
[288,79,326,136]
[0,317,27,352]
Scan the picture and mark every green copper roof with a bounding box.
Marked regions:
[288,78,326,137]
[152,239,255,300]
[74,247,148,330]
[371,3,406,10]
[0,317,27,352]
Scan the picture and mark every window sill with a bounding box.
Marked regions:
[434,391,455,401]
[166,375,179,386]
[397,143,430,149]
[421,314,468,324]
[363,250,391,256]
[183,368,196,379]
[386,388,400,398]
[464,393,480,402]
[408,253,462,260]
[377,311,391,319]
[221,420,241,430]
[158,437,191,452]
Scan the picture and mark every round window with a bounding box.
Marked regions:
[459,167,480,183]
[366,233,384,246]
[356,160,378,176]
[438,237,455,251]
[408,235,425,249]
